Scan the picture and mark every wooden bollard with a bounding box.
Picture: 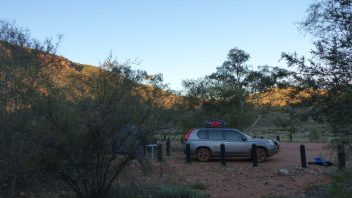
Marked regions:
[220,143,226,166]
[166,138,171,156]
[251,144,258,167]
[300,144,307,168]
[337,144,346,169]
[186,144,191,164]
[157,144,163,162]
[276,135,280,142]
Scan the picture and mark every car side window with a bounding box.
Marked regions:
[197,130,208,139]
[208,130,223,140]
[224,130,243,141]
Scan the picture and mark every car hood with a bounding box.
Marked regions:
[248,138,274,144]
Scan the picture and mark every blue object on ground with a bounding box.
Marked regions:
[313,157,326,165]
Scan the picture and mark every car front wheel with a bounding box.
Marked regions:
[256,147,267,162]
[197,148,211,162]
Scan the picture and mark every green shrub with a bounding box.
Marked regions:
[114,184,207,198]
[155,185,206,198]
[328,169,352,198]
[190,182,207,190]
[112,184,155,198]
[295,168,352,198]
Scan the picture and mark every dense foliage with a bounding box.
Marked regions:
[182,48,292,130]
[0,20,174,198]
[282,0,352,142]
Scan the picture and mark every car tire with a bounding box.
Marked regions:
[197,147,211,162]
[256,147,267,162]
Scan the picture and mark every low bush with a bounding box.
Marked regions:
[155,184,206,198]
[327,168,352,198]
[114,184,207,198]
[190,181,208,190]
[277,168,352,198]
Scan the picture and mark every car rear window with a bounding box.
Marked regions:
[208,130,223,140]
[197,130,208,139]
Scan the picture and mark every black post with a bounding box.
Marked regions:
[276,135,280,142]
[289,133,293,142]
[300,144,307,168]
[186,144,191,164]
[157,144,163,162]
[251,144,258,167]
[166,138,171,156]
[337,144,346,169]
[220,143,226,166]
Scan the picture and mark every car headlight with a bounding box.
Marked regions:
[268,140,274,145]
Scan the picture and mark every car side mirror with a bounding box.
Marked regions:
[242,137,247,142]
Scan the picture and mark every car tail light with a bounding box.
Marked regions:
[184,128,193,141]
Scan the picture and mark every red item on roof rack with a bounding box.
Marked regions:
[203,119,228,128]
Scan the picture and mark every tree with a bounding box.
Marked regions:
[282,0,352,142]
[182,48,291,130]
[34,55,174,198]
[0,19,175,197]
[210,48,250,88]
[208,48,250,109]
[0,20,61,197]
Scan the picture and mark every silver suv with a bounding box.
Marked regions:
[185,126,279,162]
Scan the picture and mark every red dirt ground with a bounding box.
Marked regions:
[121,142,335,198]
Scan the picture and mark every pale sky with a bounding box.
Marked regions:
[1,0,314,90]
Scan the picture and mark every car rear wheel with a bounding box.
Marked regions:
[197,148,211,162]
[256,147,267,162]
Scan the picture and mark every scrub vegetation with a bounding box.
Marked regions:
[1,0,352,197]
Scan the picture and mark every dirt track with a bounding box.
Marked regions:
[122,143,335,198]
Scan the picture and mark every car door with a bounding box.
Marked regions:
[223,129,250,157]
[207,129,224,156]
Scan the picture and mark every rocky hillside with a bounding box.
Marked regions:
[0,40,181,108]
[1,40,314,109]
[248,87,314,106]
